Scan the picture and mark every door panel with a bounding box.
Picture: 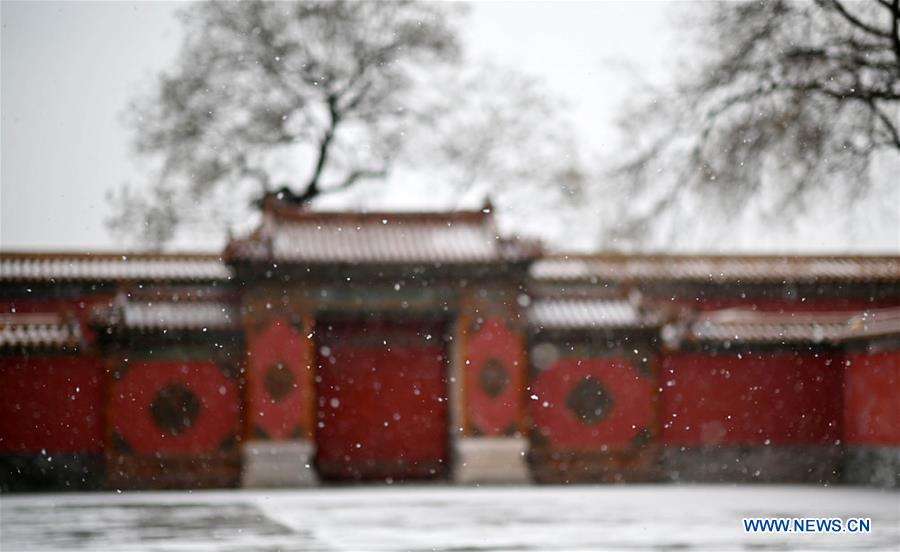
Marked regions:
[315,318,449,481]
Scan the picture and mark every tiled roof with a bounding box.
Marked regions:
[844,308,900,340]
[528,298,652,330]
[531,255,900,284]
[0,253,232,283]
[226,202,541,265]
[0,313,82,349]
[95,301,240,332]
[685,308,900,344]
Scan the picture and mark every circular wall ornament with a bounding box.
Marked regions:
[265,361,296,402]
[150,383,202,436]
[566,376,615,425]
[479,358,510,398]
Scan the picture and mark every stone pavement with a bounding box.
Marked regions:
[1,485,898,551]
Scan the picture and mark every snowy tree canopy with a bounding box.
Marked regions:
[108,0,582,247]
[608,0,900,246]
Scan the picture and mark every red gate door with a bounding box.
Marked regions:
[315,318,449,481]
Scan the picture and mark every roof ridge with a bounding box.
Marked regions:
[537,253,900,261]
[0,251,224,260]
[266,204,491,225]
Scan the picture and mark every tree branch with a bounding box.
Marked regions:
[330,167,388,191]
[890,0,900,66]
[817,0,894,39]
[298,94,341,203]
[869,99,900,148]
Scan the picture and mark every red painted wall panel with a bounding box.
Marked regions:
[316,319,448,479]
[109,360,240,454]
[661,353,842,446]
[530,358,654,450]
[464,319,524,436]
[246,317,313,440]
[0,357,105,453]
[844,350,900,446]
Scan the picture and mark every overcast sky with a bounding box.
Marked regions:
[1,1,897,252]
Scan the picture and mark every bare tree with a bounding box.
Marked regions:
[406,65,584,204]
[110,0,586,247]
[392,64,588,243]
[608,0,900,246]
[109,0,459,245]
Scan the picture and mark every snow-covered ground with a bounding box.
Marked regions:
[1,485,898,551]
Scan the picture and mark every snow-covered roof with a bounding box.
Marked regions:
[94,300,240,332]
[528,298,656,331]
[226,202,541,265]
[685,307,900,344]
[532,255,900,284]
[0,252,232,283]
[0,313,82,349]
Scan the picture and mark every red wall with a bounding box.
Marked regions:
[464,318,524,436]
[661,353,842,446]
[109,360,240,454]
[844,350,900,446]
[530,358,654,450]
[0,356,105,454]
[246,317,313,440]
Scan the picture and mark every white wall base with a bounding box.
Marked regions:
[454,436,530,484]
[241,439,318,487]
